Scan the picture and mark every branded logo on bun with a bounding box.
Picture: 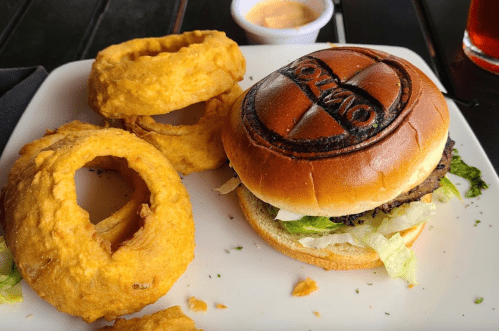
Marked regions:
[222,47,456,284]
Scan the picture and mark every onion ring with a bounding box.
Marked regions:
[2,122,195,322]
[88,30,246,119]
[124,84,243,175]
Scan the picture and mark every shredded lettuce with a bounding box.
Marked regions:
[0,282,22,304]
[214,177,241,194]
[279,216,344,234]
[450,148,488,198]
[351,224,418,284]
[0,236,23,303]
[299,233,364,249]
[376,201,435,236]
[434,176,462,202]
[294,201,435,284]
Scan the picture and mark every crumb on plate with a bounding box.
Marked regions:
[215,303,228,310]
[292,277,318,297]
[188,296,208,313]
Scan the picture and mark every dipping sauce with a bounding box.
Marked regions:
[245,0,317,29]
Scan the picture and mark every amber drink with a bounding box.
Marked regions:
[463,0,499,74]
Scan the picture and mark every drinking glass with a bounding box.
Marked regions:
[462,0,499,75]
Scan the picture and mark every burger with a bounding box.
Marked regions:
[221,47,456,283]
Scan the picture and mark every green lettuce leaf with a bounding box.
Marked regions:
[434,176,462,202]
[279,216,344,234]
[450,149,488,198]
[0,282,22,304]
[0,236,23,303]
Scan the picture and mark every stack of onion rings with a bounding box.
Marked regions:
[2,121,195,322]
[88,30,246,175]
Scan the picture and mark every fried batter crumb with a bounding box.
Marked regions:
[313,311,321,318]
[292,277,318,297]
[215,303,228,310]
[188,296,208,313]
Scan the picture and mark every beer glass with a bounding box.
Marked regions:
[462,0,499,75]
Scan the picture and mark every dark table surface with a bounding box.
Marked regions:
[1,0,497,176]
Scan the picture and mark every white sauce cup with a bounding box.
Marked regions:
[231,0,334,44]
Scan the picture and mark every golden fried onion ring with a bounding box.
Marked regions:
[3,122,195,322]
[88,30,246,119]
[124,84,243,175]
[98,306,202,331]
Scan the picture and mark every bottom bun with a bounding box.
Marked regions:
[236,185,427,270]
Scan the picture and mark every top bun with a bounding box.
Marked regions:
[222,47,450,217]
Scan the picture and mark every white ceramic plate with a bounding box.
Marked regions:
[1,44,498,330]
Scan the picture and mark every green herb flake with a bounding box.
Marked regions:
[450,149,489,198]
[234,246,243,251]
[355,289,359,294]
[217,274,221,278]
[475,297,484,304]
[474,220,481,227]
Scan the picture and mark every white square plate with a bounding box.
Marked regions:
[1,44,498,330]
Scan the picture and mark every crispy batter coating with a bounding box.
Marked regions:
[98,306,203,331]
[2,121,195,322]
[88,30,246,119]
[124,84,243,175]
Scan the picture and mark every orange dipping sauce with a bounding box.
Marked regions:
[245,0,318,29]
